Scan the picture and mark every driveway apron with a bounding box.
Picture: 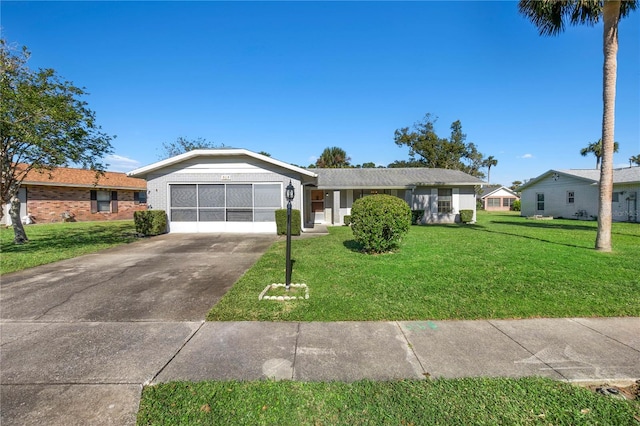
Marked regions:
[0,233,276,426]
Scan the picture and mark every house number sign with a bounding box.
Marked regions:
[221,175,231,180]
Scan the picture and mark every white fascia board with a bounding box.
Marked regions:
[127,149,317,178]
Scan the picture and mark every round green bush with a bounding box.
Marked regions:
[350,194,411,253]
[511,199,521,211]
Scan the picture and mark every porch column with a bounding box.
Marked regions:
[333,190,341,224]
[430,188,438,213]
[453,188,460,213]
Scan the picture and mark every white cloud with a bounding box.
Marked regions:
[105,154,142,173]
[518,153,534,159]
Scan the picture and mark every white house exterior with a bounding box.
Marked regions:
[519,167,640,222]
[128,149,484,233]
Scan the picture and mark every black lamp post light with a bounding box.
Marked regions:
[257,179,309,301]
[285,180,295,290]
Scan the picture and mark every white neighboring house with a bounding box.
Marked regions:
[519,167,640,222]
[127,149,484,233]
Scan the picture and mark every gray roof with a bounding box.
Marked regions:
[311,168,484,189]
[521,167,640,190]
[557,167,640,184]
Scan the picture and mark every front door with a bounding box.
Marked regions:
[311,190,324,223]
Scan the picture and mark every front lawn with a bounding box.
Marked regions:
[137,378,640,425]
[208,212,640,321]
[0,220,139,275]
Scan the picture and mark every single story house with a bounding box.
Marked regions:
[479,185,520,211]
[127,149,484,233]
[519,167,639,222]
[2,165,148,225]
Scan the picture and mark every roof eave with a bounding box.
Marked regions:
[22,181,146,190]
[127,149,318,179]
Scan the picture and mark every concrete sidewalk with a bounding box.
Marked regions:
[153,318,640,384]
[1,318,639,425]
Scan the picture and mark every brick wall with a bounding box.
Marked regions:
[26,186,147,223]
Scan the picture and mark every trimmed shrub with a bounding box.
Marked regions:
[511,199,521,211]
[275,209,301,235]
[343,215,351,226]
[460,209,474,223]
[350,194,411,253]
[411,210,425,225]
[134,210,167,236]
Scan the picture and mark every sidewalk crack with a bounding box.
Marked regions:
[569,318,640,353]
[487,320,568,380]
[146,321,205,386]
[395,322,428,379]
[290,322,301,380]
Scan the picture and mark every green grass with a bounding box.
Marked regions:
[208,212,640,321]
[137,377,640,425]
[1,220,139,275]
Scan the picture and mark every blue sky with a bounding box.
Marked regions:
[3,1,639,186]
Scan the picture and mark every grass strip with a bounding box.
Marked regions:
[137,377,640,425]
[1,220,139,275]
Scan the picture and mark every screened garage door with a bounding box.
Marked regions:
[169,183,281,232]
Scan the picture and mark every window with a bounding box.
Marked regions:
[612,192,620,202]
[537,193,544,211]
[134,191,147,204]
[90,190,117,213]
[226,184,253,222]
[170,184,197,221]
[503,198,515,207]
[487,198,501,208]
[438,188,452,213]
[254,184,281,222]
[96,191,111,212]
[169,183,282,222]
[567,191,575,204]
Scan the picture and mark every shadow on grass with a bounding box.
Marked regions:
[470,223,591,249]
[489,220,596,232]
[343,239,363,252]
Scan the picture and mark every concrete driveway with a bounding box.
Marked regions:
[0,233,276,425]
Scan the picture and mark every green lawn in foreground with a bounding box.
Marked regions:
[0,220,138,275]
[137,378,640,425]
[208,212,640,321]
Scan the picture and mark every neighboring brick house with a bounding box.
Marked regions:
[479,185,520,211]
[2,165,147,225]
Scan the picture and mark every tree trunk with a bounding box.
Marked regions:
[595,0,620,252]
[9,195,29,244]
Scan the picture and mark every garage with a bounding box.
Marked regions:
[128,149,317,233]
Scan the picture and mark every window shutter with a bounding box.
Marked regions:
[111,191,118,213]
[90,190,97,213]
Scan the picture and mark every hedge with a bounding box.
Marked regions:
[134,210,167,236]
[350,194,411,253]
[275,209,301,236]
[460,210,474,223]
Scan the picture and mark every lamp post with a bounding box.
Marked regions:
[285,180,295,290]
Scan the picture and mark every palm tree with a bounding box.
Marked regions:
[519,0,637,252]
[316,147,351,168]
[483,156,498,184]
[579,139,619,169]
[630,154,640,166]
